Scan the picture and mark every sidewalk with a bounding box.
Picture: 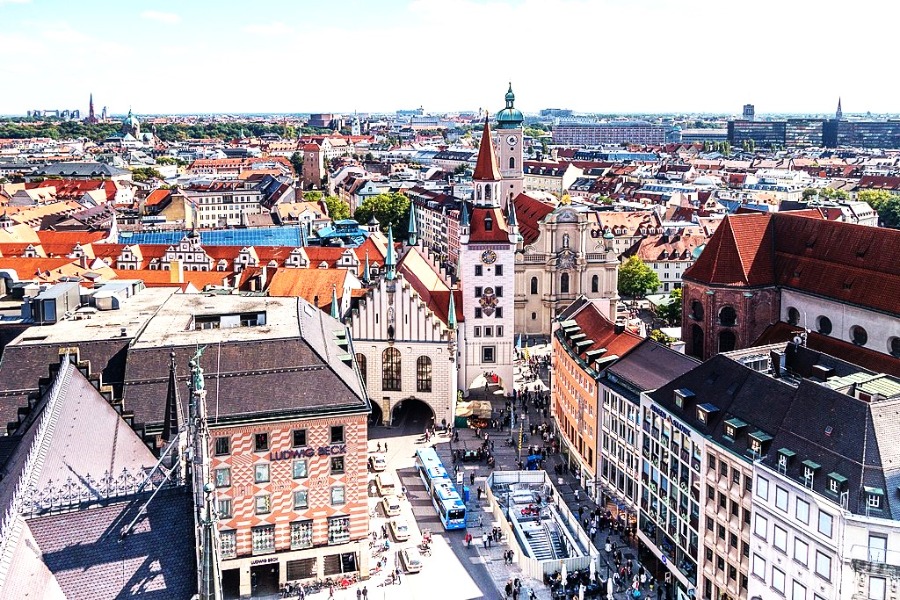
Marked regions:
[453,345,663,600]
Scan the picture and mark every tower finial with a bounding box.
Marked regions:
[385,224,396,280]
[407,202,418,246]
[330,284,339,319]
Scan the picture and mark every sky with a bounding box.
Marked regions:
[0,0,895,117]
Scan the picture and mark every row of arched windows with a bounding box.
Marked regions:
[529,275,601,295]
[355,351,432,393]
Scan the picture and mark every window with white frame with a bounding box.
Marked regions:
[220,530,237,559]
[867,491,882,509]
[252,524,275,554]
[818,511,833,538]
[772,566,786,594]
[815,551,831,580]
[774,525,788,552]
[290,520,313,550]
[756,476,769,501]
[795,498,810,524]
[752,554,766,579]
[775,486,789,512]
[754,514,768,538]
[869,577,887,600]
[793,538,809,565]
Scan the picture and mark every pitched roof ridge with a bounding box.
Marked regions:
[473,118,500,181]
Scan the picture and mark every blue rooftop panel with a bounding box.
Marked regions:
[120,227,304,247]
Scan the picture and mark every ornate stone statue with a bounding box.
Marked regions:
[190,346,207,392]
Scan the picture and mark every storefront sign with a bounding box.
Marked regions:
[269,444,346,461]
[650,404,691,437]
[251,556,279,566]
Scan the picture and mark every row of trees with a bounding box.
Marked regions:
[302,191,411,237]
[0,120,329,142]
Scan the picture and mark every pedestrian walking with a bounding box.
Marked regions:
[356,588,362,600]
[362,586,368,599]
[482,533,488,548]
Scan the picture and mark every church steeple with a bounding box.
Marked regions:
[385,224,396,280]
[330,284,339,319]
[407,203,418,247]
[363,250,370,283]
[447,290,457,330]
[473,117,501,182]
[836,97,843,120]
[161,352,182,444]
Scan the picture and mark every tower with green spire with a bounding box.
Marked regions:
[497,83,525,200]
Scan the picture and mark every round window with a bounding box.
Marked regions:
[889,337,900,357]
[850,325,868,346]
[817,316,832,335]
[787,307,800,326]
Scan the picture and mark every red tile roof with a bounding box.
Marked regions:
[144,189,171,207]
[683,213,774,286]
[468,207,510,243]
[570,301,643,358]
[397,248,463,326]
[512,193,554,246]
[472,119,500,181]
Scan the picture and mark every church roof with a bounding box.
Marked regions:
[473,118,501,181]
[512,193,555,246]
[398,247,463,327]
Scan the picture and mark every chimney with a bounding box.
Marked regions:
[169,259,184,284]
[614,322,625,335]
[79,255,88,269]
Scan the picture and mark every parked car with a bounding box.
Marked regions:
[399,548,423,573]
[381,495,401,517]
[368,454,387,472]
[389,518,410,541]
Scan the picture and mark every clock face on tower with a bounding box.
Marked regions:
[506,135,517,146]
[481,250,497,264]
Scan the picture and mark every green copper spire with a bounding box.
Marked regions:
[330,284,339,319]
[407,204,418,246]
[385,225,396,280]
[460,201,470,228]
[507,195,518,227]
[363,250,370,283]
[447,290,457,330]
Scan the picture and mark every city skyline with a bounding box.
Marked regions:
[0,0,896,116]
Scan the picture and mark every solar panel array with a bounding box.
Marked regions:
[120,227,304,247]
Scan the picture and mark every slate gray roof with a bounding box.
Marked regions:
[650,344,900,518]
[34,162,129,178]
[8,489,196,599]
[605,339,699,394]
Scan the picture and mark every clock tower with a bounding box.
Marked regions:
[496,83,525,204]
[459,117,517,396]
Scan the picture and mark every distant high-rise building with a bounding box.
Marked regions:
[836,97,843,120]
[742,103,755,121]
[101,106,108,121]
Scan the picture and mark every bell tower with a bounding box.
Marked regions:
[496,83,525,204]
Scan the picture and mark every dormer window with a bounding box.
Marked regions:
[802,460,820,485]
[777,448,795,471]
[674,388,694,409]
[751,439,762,454]
[865,487,883,509]
[827,472,847,495]
[724,418,747,440]
[697,403,718,424]
[484,215,493,231]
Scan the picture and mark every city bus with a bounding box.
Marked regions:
[414,448,450,494]
[431,479,467,530]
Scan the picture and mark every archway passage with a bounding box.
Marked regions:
[368,402,383,426]
[467,371,505,401]
[391,398,435,432]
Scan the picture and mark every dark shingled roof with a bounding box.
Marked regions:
[23,489,197,599]
[606,339,699,393]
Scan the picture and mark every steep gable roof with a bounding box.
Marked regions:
[472,119,501,181]
[468,207,509,243]
[683,212,774,286]
[513,193,555,246]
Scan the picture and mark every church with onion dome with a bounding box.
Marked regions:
[101,108,157,148]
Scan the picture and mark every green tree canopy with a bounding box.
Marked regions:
[131,167,164,182]
[649,329,676,345]
[802,187,849,201]
[618,256,660,299]
[859,190,900,229]
[322,195,350,221]
[656,287,682,326]
[290,152,303,175]
[354,192,411,238]
[303,191,323,202]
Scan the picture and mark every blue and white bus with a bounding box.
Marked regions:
[414,448,449,494]
[431,479,467,530]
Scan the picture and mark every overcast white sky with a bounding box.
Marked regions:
[0,0,893,116]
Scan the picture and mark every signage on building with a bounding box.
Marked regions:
[269,444,347,461]
[650,404,691,437]
[251,556,279,566]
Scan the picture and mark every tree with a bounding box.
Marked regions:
[649,329,676,345]
[859,190,900,229]
[354,192,411,238]
[290,151,303,175]
[322,195,351,221]
[303,191,323,202]
[657,287,682,326]
[131,167,164,182]
[617,256,660,299]
[802,187,849,201]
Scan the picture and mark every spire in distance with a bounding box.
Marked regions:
[836,97,843,120]
[385,224,396,280]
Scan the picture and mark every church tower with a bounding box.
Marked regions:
[459,118,517,396]
[496,83,525,204]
